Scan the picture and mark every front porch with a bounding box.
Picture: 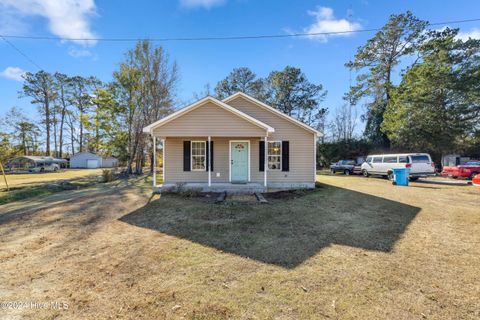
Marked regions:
[152,136,270,192]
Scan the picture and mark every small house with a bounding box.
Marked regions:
[143,92,320,192]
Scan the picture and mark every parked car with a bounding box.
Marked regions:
[330,160,362,175]
[441,160,480,180]
[472,174,480,186]
[361,153,435,180]
[29,163,60,173]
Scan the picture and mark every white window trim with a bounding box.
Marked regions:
[267,141,282,171]
[191,141,206,171]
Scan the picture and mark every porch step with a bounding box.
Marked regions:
[254,192,268,204]
[215,192,227,204]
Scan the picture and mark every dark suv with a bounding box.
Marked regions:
[330,160,362,175]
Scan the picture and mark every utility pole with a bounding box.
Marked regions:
[0,162,9,191]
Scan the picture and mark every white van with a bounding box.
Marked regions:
[361,153,435,180]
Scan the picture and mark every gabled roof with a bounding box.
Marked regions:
[143,96,275,134]
[222,92,321,136]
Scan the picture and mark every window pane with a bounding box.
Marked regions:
[191,142,205,156]
[399,156,408,163]
[383,156,397,163]
[373,157,382,163]
[268,156,281,170]
[192,156,205,170]
[410,155,430,163]
[268,142,281,155]
[191,142,206,170]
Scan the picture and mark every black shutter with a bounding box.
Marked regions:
[282,141,289,172]
[183,141,191,171]
[259,141,265,172]
[206,141,214,171]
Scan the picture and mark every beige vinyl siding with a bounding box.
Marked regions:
[164,137,207,183]
[227,96,315,183]
[153,102,267,137]
[164,137,262,184]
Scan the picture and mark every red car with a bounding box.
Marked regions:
[441,160,480,180]
[473,174,480,186]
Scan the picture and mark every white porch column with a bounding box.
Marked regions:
[153,136,156,188]
[208,136,211,187]
[162,138,165,184]
[264,135,268,187]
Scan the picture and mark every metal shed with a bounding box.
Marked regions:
[69,152,119,168]
[102,157,119,168]
[7,156,68,172]
[70,152,103,168]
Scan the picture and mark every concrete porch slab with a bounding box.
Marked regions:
[154,182,267,194]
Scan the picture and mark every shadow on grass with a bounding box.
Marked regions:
[120,183,420,269]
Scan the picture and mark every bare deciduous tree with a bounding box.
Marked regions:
[329,103,358,142]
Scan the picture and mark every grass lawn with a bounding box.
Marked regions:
[0,174,478,319]
[1,169,105,188]
[0,169,106,205]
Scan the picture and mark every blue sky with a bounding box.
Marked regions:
[1,0,480,130]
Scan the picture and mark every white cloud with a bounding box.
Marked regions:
[0,67,26,81]
[0,0,98,46]
[68,47,93,57]
[302,6,362,42]
[68,47,99,61]
[456,28,480,41]
[179,0,225,9]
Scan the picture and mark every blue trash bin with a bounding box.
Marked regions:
[393,168,410,186]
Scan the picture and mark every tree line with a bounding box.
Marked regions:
[1,11,479,170]
[1,40,178,174]
[321,11,480,166]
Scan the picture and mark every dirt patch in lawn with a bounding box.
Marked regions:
[264,188,320,201]
[225,193,258,204]
[1,175,479,319]
[198,192,223,203]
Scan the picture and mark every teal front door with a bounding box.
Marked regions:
[231,141,249,182]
